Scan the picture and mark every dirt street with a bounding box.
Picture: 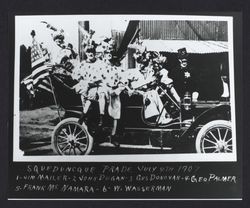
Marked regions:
[20,105,59,155]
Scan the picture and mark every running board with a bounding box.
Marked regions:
[124,127,183,131]
[98,142,172,150]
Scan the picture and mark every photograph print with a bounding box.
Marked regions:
[13,15,236,162]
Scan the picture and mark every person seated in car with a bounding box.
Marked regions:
[131,42,180,110]
[126,60,172,125]
[72,45,108,126]
[131,50,181,124]
[72,36,120,129]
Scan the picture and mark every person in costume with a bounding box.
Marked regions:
[131,49,180,124]
[41,21,77,75]
[72,45,107,127]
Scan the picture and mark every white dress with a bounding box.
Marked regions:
[128,68,170,123]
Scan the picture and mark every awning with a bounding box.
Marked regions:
[139,40,228,54]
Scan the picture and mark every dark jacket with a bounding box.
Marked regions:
[168,65,197,98]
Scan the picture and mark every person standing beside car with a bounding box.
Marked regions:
[169,48,199,103]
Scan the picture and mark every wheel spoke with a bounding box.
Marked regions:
[74,129,84,138]
[217,128,222,141]
[209,131,219,142]
[204,146,217,150]
[213,149,220,153]
[222,129,229,142]
[76,136,87,141]
[78,143,87,148]
[61,128,69,137]
[68,125,72,135]
[73,124,77,136]
[61,144,70,152]
[226,138,233,144]
[76,141,87,148]
[58,135,68,140]
[204,138,217,145]
[225,146,233,152]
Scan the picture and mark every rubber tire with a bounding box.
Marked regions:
[195,120,232,153]
[51,117,93,155]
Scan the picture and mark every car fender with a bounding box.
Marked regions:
[181,104,231,139]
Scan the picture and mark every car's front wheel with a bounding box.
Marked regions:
[195,120,232,153]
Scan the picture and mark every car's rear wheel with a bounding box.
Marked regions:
[51,118,93,155]
[195,120,232,153]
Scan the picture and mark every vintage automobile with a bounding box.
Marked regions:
[50,72,232,155]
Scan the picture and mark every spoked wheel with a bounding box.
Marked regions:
[52,118,93,155]
[195,120,232,153]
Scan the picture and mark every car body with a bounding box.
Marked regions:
[50,72,232,155]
